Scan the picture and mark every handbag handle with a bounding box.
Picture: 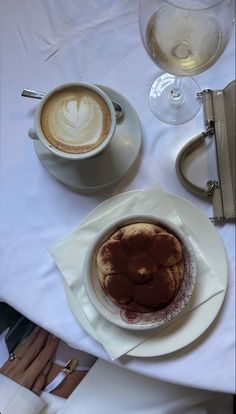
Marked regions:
[175,127,215,199]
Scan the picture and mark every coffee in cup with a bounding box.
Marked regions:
[41,85,111,154]
[30,83,116,160]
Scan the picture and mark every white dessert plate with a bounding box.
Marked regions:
[33,86,142,190]
[64,190,228,357]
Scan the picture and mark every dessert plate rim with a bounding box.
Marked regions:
[64,190,227,357]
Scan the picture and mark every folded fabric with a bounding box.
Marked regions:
[48,184,224,360]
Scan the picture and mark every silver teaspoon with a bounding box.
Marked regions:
[21,88,124,120]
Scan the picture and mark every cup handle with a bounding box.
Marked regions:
[28,128,39,140]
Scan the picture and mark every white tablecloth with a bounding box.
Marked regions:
[0,0,235,394]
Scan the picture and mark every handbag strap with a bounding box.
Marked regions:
[176,88,216,199]
[175,127,215,199]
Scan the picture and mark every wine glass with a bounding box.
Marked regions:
[139,0,234,124]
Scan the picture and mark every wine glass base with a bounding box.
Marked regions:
[149,74,201,125]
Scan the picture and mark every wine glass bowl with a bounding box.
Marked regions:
[139,0,234,124]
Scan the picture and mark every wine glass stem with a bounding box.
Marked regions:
[169,77,183,104]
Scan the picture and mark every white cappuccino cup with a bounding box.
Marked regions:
[28,82,116,160]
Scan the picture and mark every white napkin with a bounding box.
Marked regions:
[48,185,224,360]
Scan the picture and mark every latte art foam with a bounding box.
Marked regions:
[41,87,111,154]
[50,97,105,145]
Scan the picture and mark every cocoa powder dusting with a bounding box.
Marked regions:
[149,234,181,266]
[133,269,175,308]
[121,232,154,252]
[100,240,128,272]
[105,274,132,304]
[97,222,184,312]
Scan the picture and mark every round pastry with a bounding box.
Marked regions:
[149,233,182,266]
[96,222,185,312]
[127,253,157,284]
[120,223,158,252]
[104,274,133,304]
[97,238,129,275]
[133,268,176,308]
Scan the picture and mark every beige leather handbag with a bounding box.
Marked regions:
[176,80,235,223]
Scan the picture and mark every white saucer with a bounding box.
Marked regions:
[34,86,142,190]
[64,190,228,357]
